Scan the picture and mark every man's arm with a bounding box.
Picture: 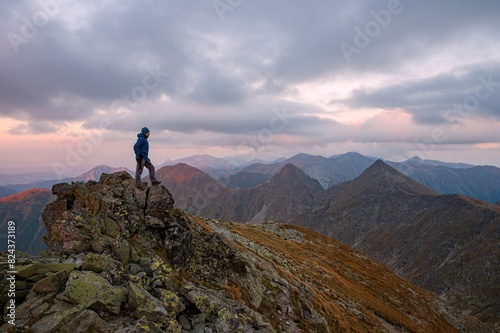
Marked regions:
[140,138,149,161]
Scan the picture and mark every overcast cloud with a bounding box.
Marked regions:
[1,0,499,173]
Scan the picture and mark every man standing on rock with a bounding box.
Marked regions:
[134,127,161,190]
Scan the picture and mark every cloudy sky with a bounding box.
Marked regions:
[1,0,499,176]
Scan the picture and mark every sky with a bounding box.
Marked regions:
[1,0,499,177]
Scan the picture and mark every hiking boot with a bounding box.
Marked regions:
[152,180,162,186]
[136,184,146,190]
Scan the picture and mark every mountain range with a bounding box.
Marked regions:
[0,165,132,195]
[2,153,499,203]
[155,161,500,325]
[0,172,491,332]
[0,171,56,187]
[157,152,500,203]
[1,153,499,327]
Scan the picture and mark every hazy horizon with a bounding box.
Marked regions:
[0,151,490,179]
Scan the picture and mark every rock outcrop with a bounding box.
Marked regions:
[0,171,493,332]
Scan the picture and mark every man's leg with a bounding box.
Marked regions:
[145,160,161,185]
[135,159,145,187]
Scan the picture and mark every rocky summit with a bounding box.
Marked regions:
[0,172,492,332]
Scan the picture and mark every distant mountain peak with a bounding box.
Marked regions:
[75,165,131,182]
[286,153,316,163]
[342,151,365,158]
[399,156,475,169]
[279,163,302,174]
[353,160,438,196]
[164,154,233,168]
[156,163,209,185]
[271,163,324,190]
[365,159,400,174]
[271,163,303,181]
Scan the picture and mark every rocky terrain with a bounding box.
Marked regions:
[1,171,492,332]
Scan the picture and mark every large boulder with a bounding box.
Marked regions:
[63,271,127,315]
[128,281,168,323]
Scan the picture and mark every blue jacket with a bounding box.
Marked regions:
[133,133,149,161]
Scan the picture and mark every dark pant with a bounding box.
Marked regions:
[135,158,158,186]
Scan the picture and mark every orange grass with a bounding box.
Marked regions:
[227,223,460,333]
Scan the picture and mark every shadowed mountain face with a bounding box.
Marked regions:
[156,161,500,326]
[0,188,52,255]
[0,172,490,332]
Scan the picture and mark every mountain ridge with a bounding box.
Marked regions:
[0,172,491,332]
